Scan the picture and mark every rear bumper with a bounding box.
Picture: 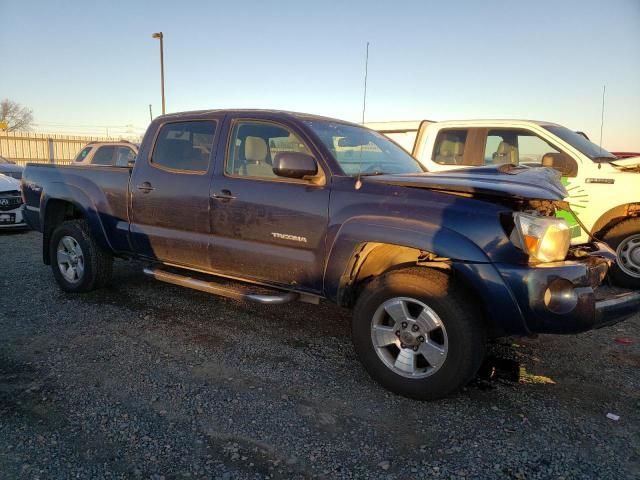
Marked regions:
[494,242,639,334]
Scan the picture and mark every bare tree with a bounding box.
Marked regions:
[0,99,34,132]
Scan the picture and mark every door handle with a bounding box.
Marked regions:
[211,189,236,201]
[137,182,154,193]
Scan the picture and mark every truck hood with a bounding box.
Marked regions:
[610,156,640,172]
[0,173,21,192]
[365,166,568,200]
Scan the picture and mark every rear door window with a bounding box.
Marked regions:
[151,121,217,172]
[92,146,115,165]
[432,130,468,165]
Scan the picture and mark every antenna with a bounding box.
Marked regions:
[362,42,369,124]
[599,85,606,153]
[355,41,370,191]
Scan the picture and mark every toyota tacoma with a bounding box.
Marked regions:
[21,110,640,399]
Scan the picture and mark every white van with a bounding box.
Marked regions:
[369,119,640,288]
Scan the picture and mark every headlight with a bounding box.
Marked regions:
[510,212,571,263]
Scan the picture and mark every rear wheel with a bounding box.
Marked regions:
[602,218,640,289]
[352,267,485,400]
[49,219,113,292]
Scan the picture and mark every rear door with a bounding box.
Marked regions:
[130,117,221,268]
[208,115,330,293]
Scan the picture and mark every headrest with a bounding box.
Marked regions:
[496,141,515,154]
[542,154,554,167]
[439,140,454,155]
[494,141,518,164]
[245,136,268,163]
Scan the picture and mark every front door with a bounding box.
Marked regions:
[208,117,330,294]
[130,118,220,269]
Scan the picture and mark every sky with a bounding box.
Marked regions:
[1,0,639,150]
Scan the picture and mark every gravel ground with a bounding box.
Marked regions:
[1,230,639,479]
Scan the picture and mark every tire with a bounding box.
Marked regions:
[49,219,113,292]
[602,218,640,289]
[352,267,485,400]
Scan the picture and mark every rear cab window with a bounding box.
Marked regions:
[151,121,217,173]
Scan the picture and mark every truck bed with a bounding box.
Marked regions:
[22,163,132,252]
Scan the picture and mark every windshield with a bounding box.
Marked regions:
[0,156,12,164]
[544,126,616,161]
[304,121,424,175]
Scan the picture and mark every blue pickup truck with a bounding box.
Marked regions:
[21,109,640,399]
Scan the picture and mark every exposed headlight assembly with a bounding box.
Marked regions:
[511,212,571,263]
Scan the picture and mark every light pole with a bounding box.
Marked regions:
[152,32,165,115]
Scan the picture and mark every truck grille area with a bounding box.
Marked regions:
[0,192,22,211]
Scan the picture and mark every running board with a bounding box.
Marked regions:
[142,267,305,305]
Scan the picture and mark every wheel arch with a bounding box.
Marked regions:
[323,216,490,306]
[334,242,518,337]
[592,202,640,238]
[42,193,112,264]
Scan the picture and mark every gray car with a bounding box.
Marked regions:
[0,155,24,180]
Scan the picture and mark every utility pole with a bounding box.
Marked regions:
[152,32,166,115]
[149,104,153,122]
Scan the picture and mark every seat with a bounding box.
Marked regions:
[492,141,518,165]
[453,141,465,164]
[435,140,456,164]
[244,136,274,177]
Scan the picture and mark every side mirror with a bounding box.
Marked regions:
[541,152,578,177]
[127,158,136,168]
[272,152,317,179]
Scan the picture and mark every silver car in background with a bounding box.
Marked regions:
[0,173,26,229]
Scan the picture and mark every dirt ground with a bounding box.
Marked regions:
[1,230,639,479]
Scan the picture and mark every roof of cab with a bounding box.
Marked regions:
[154,109,362,126]
[430,119,563,128]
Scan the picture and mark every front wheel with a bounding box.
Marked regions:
[352,267,485,400]
[49,219,113,292]
[602,218,640,289]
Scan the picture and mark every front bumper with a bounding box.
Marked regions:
[495,242,639,334]
[0,205,28,229]
[595,287,640,329]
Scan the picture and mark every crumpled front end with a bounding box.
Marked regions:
[495,242,639,334]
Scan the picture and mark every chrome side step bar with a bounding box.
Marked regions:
[143,267,302,305]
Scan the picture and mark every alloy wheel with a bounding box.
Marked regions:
[370,296,448,378]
